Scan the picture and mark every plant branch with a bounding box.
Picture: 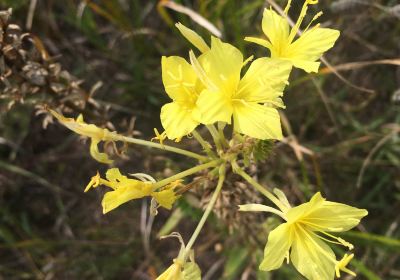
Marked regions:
[183,164,226,259]
[116,135,207,161]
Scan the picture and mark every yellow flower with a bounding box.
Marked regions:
[245,0,340,73]
[160,55,204,140]
[239,192,367,280]
[49,109,117,164]
[85,168,180,213]
[191,37,292,140]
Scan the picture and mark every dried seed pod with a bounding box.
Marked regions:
[0,8,100,121]
[199,168,264,243]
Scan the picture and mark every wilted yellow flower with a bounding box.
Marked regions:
[160,55,204,140]
[191,37,292,140]
[239,192,368,280]
[85,168,180,213]
[49,109,117,164]
[246,0,340,73]
[152,180,182,210]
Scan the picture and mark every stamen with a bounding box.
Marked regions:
[284,0,293,15]
[242,55,254,67]
[189,50,218,92]
[335,254,356,278]
[318,230,354,250]
[300,220,354,250]
[288,1,309,43]
[304,11,323,33]
[151,128,167,147]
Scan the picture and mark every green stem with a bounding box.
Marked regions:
[232,161,286,212]
[152,159,222,191]
[192,130,216,158]
[116,135,207,161]
[206,125,223,152]
[183,164,226,260]
[217,122,229,148]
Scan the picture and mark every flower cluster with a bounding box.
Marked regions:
[160,0,339,142]
[47,1,368,280]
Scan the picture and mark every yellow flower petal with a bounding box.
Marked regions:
[244,37,272,49]
[175,22,210,54]
[161,102,199,139]
[232,101,282,140]
[236,57,291,105]
[196,90,233,124]
[302,201,368,232]
[287,28,340,73]
[101,181,153,214]
[290,225,336,280]
[161,56,199,103]
[260,223,292,271]
[261,8,290,54]
[105,168,126,183]
[89,138,113,164]
[286,192,368,232]
[198,37,243,95]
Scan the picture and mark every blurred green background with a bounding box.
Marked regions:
[0,0,399,279]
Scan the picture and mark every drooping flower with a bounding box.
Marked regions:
[245,0,340,73]
[85,168,180,213]
[190,37,292,140]
[49,109,118,164]
[239,192,368,280]
[160,55,204,140]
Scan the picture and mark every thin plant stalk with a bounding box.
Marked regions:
[152,159,222,191]
[116,134,207,161]
[183,164,226,260]
[192,130,217,158]
[232,161,286,212]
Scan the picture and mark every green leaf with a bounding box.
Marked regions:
[222,247,249,280]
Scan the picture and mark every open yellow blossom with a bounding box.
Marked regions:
[191,37,292,140]
[239,192,368,280]
[245,0,340,73]
[160,55,204,140]
[85,168,180,213]
[49,109,117,164]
